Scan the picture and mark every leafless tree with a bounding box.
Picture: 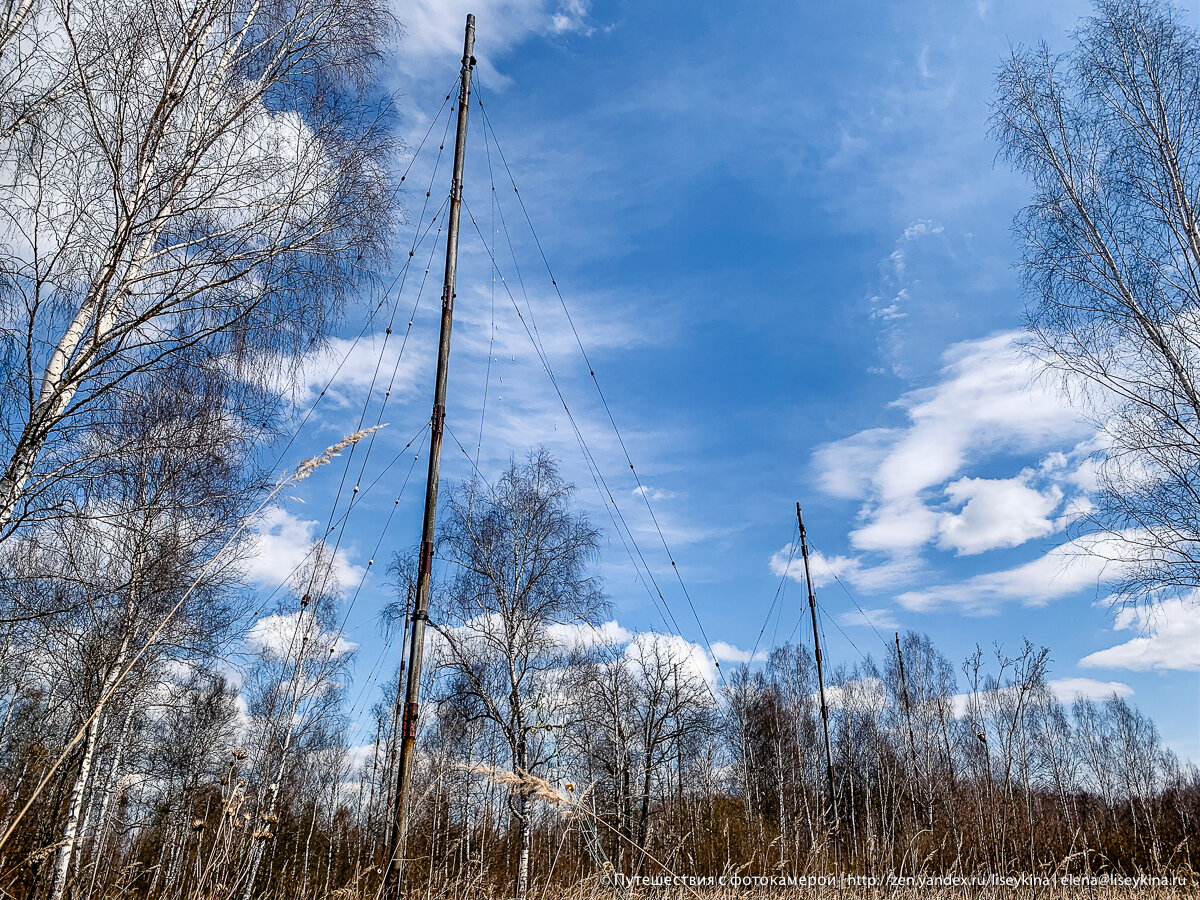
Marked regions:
[236,546,354,900]
[430,448,607,900]
[0,371,256,899]
[622,635,716,862]
[993,0,1200,598]
[564,635,715,872]
[0,0,398,537]
[561,640,636,868]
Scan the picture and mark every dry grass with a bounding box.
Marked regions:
[388,878,1197,900]
[292,425,386,482]
[447,767,1199,900]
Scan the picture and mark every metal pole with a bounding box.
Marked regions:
[895,632,920,767]
[383,16,475,899]
[796,502,838,832]
[895,631,931,826]
[383,584,415,839]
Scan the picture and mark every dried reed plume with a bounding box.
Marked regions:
[458,763,569,805]
[293,425,386,482]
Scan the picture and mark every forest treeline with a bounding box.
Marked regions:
[0,457,1196,898]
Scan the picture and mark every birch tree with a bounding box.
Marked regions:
[0,0,397,537]
[238,549,354,900]
[0,371,255,900]
[431,449,607,900]
[993,0,1200,597]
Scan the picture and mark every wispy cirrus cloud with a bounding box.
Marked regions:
[838,607,900,631]
[769,544,922,598]
[895,531,1133,615]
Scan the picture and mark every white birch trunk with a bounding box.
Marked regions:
[49,713,102,900]
[514,792,531,900]
[86,703,135,896]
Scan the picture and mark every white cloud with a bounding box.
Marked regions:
[1080,596,1200,672]
[632,485,675,501]
[770,545,922,595]
[770,545,854,588]
[626,632,718,687]
[864,221,949,374]
[242,507,364,590]
[812,427,895,500]
[1046,677,1133,703]
[710,641,767,664]
[546,619,764,672]
[949,677,1133,717]
[810,333,1093,563]
[246,611,358,659]
[896,531,1132,614]
[390,0,593,82]
[545,619,632,651]
[550,0,592,34]
[871,299,907,322]
[872,333,1084,503]
[917,46,932,80]
[902,219,943,240]
[938,475,1063,555]
[825,676,887,712]
[285,331,428,408]
[795,334,1112,610]
[851,499,941,553]
[344,743,376,775]
[837,607,899,630]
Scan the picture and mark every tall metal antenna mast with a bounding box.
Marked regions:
[796,501,838,834]
[383,15,476,899]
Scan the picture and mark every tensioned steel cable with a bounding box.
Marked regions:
[472,84,727,684]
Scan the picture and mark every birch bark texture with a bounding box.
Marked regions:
[0,0,398,537]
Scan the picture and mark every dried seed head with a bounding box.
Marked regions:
[232,748,248,760]
[458,763,568,805]
[292,426,386,483]
[192,819,207,832]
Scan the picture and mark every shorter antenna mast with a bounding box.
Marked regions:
[797,502,838,833]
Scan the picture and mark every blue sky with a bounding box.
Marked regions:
[246,0,1199,760]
